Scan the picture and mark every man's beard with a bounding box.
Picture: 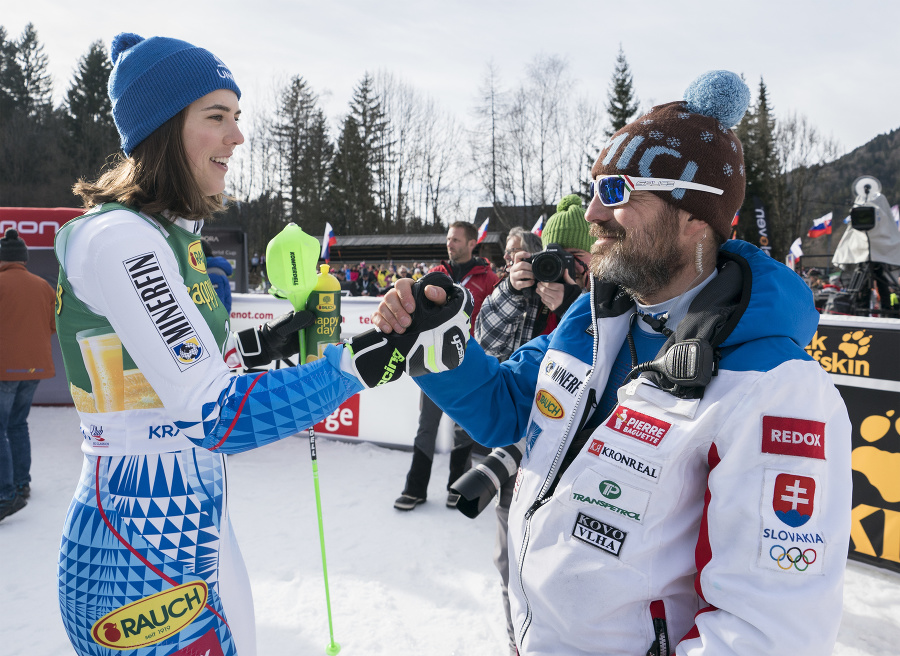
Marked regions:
[589,204,690,300]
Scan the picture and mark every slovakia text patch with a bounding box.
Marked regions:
[759,469,824,575]
[761,416,825,460]
[605,405,671,447]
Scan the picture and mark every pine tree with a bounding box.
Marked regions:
[734,78,780,252]
[15,23,52,118]
[329,115,376,234]
[337,73,387,233]
[271,76,330,226]
[605,45,639,138]
[65,40,118,178]
[0,26,24,123]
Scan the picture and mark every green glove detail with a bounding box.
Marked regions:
[347,272,474,387]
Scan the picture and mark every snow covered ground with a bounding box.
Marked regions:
[2,406,900,655]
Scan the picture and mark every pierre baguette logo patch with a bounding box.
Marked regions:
[187,240,206,273]
[761,416,826,460]
[91,581,207,649]
[536,389,564,419]
[605,405,671,447]
[124,252,208,371]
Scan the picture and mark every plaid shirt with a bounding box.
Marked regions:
[474,278,546,362]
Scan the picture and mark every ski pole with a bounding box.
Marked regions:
[309,426,341,656]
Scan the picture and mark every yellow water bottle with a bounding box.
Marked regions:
[305,264,342,362]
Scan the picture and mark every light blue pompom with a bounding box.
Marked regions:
[683,71,750,128]
[110,33,144,65]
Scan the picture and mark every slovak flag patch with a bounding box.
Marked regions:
[773,473,816,527]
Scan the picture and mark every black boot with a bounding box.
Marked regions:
[394,447,432,510]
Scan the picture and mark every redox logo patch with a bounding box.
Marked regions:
[761,416,825,460]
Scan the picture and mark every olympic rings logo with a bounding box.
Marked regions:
[770,545,817,571]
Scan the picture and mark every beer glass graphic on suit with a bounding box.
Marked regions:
[76,328,125,413]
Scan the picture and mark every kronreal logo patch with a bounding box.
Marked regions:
[586,439,662,484]
[91,581,207,649]
[536,389,564,419]
[761,416,826,460]
[543,359,584,395]
[571,512,627,557]
[124,252,208,372]
[605,405,671,447]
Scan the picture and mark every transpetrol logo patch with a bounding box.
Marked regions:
[585,439,662,484]
[536,389,564,419]
[761,416,826,460]
[571,468,651,523]
[605,405,671,447]
[773,473,816,528]
[124,252,209,372]
[571,512,627,557]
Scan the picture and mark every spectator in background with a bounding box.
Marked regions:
[393,221,498,511]
[0,229,56,522]
[250,252,259,273]
[473,198,592,655]
[397,265,411,279]
[201,239,233,313]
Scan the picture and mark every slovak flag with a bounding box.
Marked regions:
[807,212,832,238]
[892,204,899,229]
[476,217,489,244]
[321,222,337,261]
[531,215,544,237]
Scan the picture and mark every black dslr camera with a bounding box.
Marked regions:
[449,441,525,518]
[525,243,576,283]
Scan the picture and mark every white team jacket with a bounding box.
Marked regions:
[420,240,852,655]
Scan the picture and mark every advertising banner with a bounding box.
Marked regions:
[809,315,900,574]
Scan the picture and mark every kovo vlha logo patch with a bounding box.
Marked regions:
[125,252,208,371]
[91,581,208,650]
[536,389,564,419]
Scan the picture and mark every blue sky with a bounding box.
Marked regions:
[5,0,898,157]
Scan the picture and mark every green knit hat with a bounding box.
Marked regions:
[542,195,592,252]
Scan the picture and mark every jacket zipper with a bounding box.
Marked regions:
[515,277,602,643]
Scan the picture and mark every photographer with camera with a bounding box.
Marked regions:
[472,196,592,655]
[372,71,851,656]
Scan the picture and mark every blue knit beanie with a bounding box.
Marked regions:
[108,33,241,156]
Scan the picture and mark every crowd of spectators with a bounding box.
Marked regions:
[329,260,504,296]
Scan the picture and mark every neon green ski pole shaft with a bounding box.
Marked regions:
[309,427,341,656]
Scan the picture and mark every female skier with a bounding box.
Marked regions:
[54,33,366,656]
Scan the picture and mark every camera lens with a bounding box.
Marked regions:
[450,442,525,518]
[531,251,563,283]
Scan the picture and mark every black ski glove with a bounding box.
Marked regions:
[346,272,474,387]
[237,310,315,369]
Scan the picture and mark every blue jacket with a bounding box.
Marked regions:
[418,240,851,656]
[205,255,233,313]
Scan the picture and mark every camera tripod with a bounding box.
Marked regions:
[838,259,900,317]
